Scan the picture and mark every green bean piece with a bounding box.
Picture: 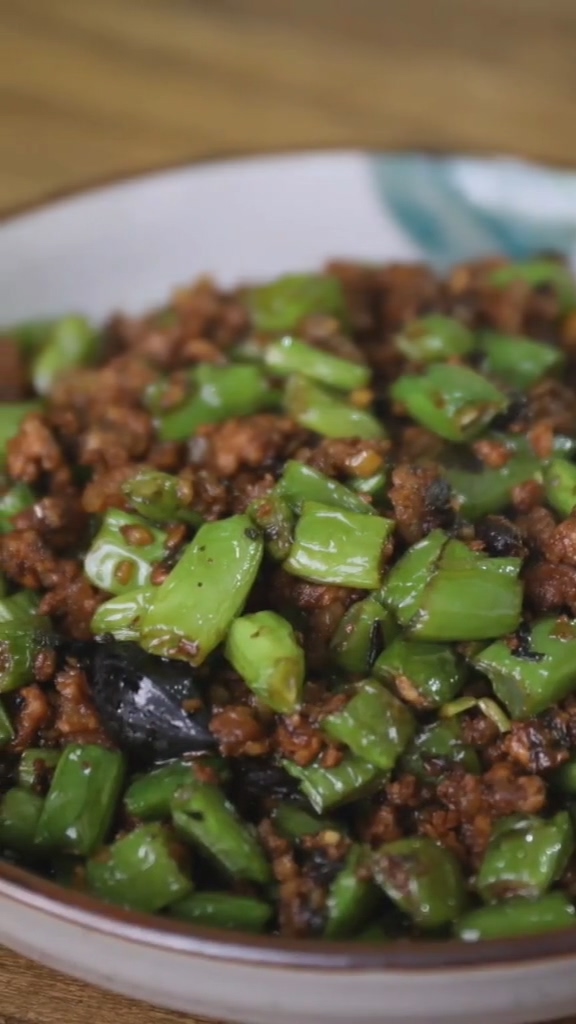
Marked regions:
[446,456,541,521]
[31,316,97,395]
[247,273,348,334]
[277,460,375,516]
[480,331,564,389]
[456,892,576,942]
[489,259,576,314]
[91,586,154,641]
[124,762,198,820]
[391,364,507,442]
[272,804,340,840]
[0,482,35,534]
[86,823,192,913]
[18,749,61,791]
[374,638,466,709]
[475,617,576,718]
[225,611,305,713]
[0,699,14,747]
[543,458,576,519]
[401,719,481,782]
[170,892,272,933]
[84,510,167,596]
[330,596,397,676]
[35,744,125,856]
[248,492,295,561]
[373,836,467,929]
[171,782,271,885]
[122,469,202,526]
[283,754,384,814]
[0,788,44,855]
[139,514,263,664]
[440,695,511,734]
[264,336,370,392]
[283,502,394,589]
[147,364,275,443]
[324,845,379,938]
[477,812,573,902]
[284,376,385,441]
[323,679,415,771]
[395,314,475,363]
[0,402,41,462]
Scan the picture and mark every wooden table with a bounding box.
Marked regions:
[2,0,576,1021]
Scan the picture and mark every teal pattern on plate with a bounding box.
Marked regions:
[370,154,576,268]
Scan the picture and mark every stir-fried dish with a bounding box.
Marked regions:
[2,257,576,942]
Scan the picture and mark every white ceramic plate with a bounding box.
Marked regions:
[2,150,576,1024]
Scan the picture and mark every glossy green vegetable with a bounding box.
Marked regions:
[324,845,379,938]
[247,273,348,334]
[124,762,198,820]
[3,318,55,353]
[35,744,125,856]
[283,754,384,814]
[0,402,40,462]
[480,331,564,389]
[489,259,576,313]
[0,787,44,854]
[264,336,370,392]
[543,458,576,518]
[401,718,480,781]
[277,460,375,516]
[330,596,397,675]
[31,316,97,395]
[0,700,14,747]
[86,823,192,912]
[456,892,576,941]
[446,456,541,521]
[91,586,154,641]
[284,376,385,441]
[170,892,272,932]
[373,836,467,928]
[123,469,201,526]
[477,812,573,902]
[248,492,295,561]
[140,514,263,664]
[225,611,305,713]
[272,804,340,840]
[84,510,167,596]
[391,364,507,442]
[323,679,415,770]
[0,591,52,693]
[0,482,35,534]
[171,782,271,885]
[395,314,475,363]
[18,749,61,791]
[475,617,576,718]
[374,637,465,709]
[284,502,394,589]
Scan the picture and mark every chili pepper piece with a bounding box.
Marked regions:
[391,364,507,442]
[374,637,466,709]
[122,468,202,526]
[0,699,14,747]
[323,679,415,770]
[0,402,41,463]
[395,314,475,363]
[170,892,272,933]
[272,804,341,840]
[477,812,574,902]
[283,754,384,814]
[247,273,348,334]
[248,492,295,561]
[284,376,385,441]
[264,336,370,392]
[400,718,481,782]
[543,458,576,519]
[277,460,375,516]
[225,610,305,714]
[372,836,467,928]
[457,892,576,942]
[0,787,44,855]
[91,586,154,642]
[18,748,61,791]
[330,596,397,676]
[324,844,379,938]
[84,509,168,596]
[86,823,192,912]
[0,482,35,535]
[480,331,564,389]
[31,316,98,395]
[283,502,394,589]
[489,260,576,314]
[124,762,199,820]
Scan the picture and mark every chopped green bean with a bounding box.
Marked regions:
[84,510,167,596]
[374,638,466,709]
[480,331,564,389]
[170,892,272,932]
[477,812,573,902]
[91,586,154,641]
[391,364,507,442]
[283,753,384,814]
[247,273,348,334]
[139,514,263,664]
[31,316,97,395]
[457,892,576,942]
[225,610,305,713]
[284,376,385,440]
[330,596,397,675]
[395,314,475,363]
[264,336,370,392]
[373,836,467,929]
[323,679,415,770]
[0,787,44,855]
[123,469,201,526]
[283,502,394,589]
[489,259,576,313]
[324,845,379,938]
[543,458,576,518]
[0,622,52,693]
[87,823,192,912]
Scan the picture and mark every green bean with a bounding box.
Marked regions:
[84,510,167,596]
[0,402,41,462]
[400,718,481,782]
[0,482,35,534]
[147,364,275,442]
[283,754,384,814]
[225,610,305,713]
[264,336,370,392]
[324,845,379,938]
[122,469,202,526]
[395,314,475,363]
[374,638,466,709]
[372,836,467,928]
[248,492,295,561]
[475,617,576,718]
[284,376,385,441]
[31,316,98,395]
[171,782,271,885]
[323,679,415,771]
[91,586,154,641]
[489,259,576,313]
[330,596,397,676]
[86,823,192,912]
[480,331,564,389]
[0,787,44,855]
[272,804,340,840]
[139,514,263,664]
[170,892,272,933]
[477,812,573,902]
[35,744,125,856]
[247,273,348,334]
[543,458,576,518]
[277,460,375,516]
[124,762,198,820]
[391,364,507,442]
[456,892,576,942]
[283,502,394,589]
[0,699,14,748]
[18,749,61,791]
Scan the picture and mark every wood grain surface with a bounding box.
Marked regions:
[1,1,576,1022]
